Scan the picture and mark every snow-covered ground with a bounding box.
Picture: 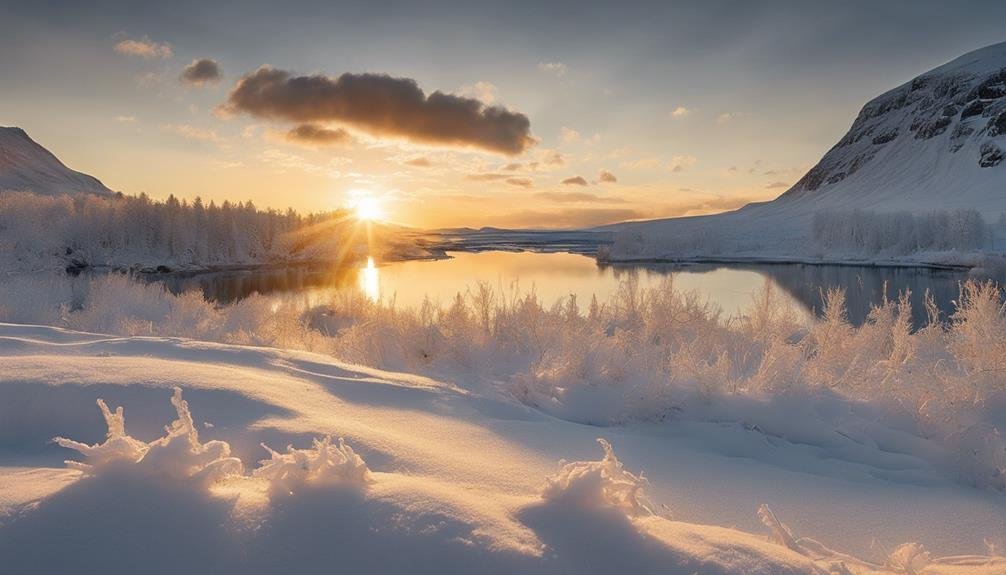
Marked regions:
[0,322,1003,574]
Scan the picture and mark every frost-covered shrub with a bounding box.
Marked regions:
[55,389,371,491]
[542,438,651,516]
[12,272,1006,490]
[811,209,990,255]
[54,387,244,484]
[254,436,372,491]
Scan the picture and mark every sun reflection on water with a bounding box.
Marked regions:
[360,256,380,302]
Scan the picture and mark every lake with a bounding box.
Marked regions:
[153,251,976,327]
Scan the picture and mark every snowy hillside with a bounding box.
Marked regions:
[0,127,113,196]
[606,41,1006,264]
[1,322,1004,574]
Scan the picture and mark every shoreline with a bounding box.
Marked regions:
[595,254,975,272]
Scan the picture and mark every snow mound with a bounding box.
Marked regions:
[54,387,244,485]
[542,438,651,516]
[254,435,372,490]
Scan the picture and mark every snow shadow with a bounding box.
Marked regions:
[0,382,283,463]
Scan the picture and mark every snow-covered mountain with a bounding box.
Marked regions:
[0,126,113,196]
[606,41,1006,263]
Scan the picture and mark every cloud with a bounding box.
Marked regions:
[160,124,220,142]
[537,149,565,167]
[671,106,691,118]
[536,191,625,204]
[222,66,534,155]
[668,155,698,172]
[620,157,661,170]
[285,124,353,146]
[766,181,791,189]
[502,162,522,171]
[561,176,588,186]
[114,115,138,123]
[458,81,497,104]
[716,112,749,124]
[466,173,510,182]
[537,61,567,77]
[505,177,533,188]
[561,127,581,143]
[181,58,223,86]
[405,157,433,168]
[496,208,642,228]
[598,170,617,183]
[114,35,172,59]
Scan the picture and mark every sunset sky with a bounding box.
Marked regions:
[3,0,1006,229]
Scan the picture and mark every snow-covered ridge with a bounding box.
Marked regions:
[780,40,1006,209]
[0,126,113,196]
[605,42,1006,263]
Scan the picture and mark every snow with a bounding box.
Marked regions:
[1,322,1004,574]
[0,127,112,197]
[603,41,1006,266]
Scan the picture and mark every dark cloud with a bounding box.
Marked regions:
[502,162,522,171]
[181,58,223,86]
[765,181,791,188]
[223,66,534,154]
[598,170,617,183]
[561,176,588,186]
[536,191,626,203]
[285,124,353,146]
[405,157,432,167]
[505,177,533,188]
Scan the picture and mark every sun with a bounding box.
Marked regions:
[351,193,386,222]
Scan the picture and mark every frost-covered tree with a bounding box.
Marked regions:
[0,190,347,271]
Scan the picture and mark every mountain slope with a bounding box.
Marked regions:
[0,127,113,196]
[606,42,1006,262]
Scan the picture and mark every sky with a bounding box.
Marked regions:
[2,0,1006,229]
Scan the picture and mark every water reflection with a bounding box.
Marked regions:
[360,256,380,302]
[150,251,979,327]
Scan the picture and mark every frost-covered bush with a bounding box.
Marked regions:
[54,387,244,484]
[811,209,990,255]
[254,436,372,491]
[54,389,370,491]
[542,438,651,516]
[9,272,1006,490]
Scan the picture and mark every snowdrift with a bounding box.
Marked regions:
[1,323,1004,574]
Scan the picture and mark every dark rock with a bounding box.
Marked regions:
[914,115,953,139]
[952,123,974,139]
[872,129,899,145]
[961,100,986,119]
[979,142,1004,167]
[988,111,1006,137]
[65,259,90,276]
